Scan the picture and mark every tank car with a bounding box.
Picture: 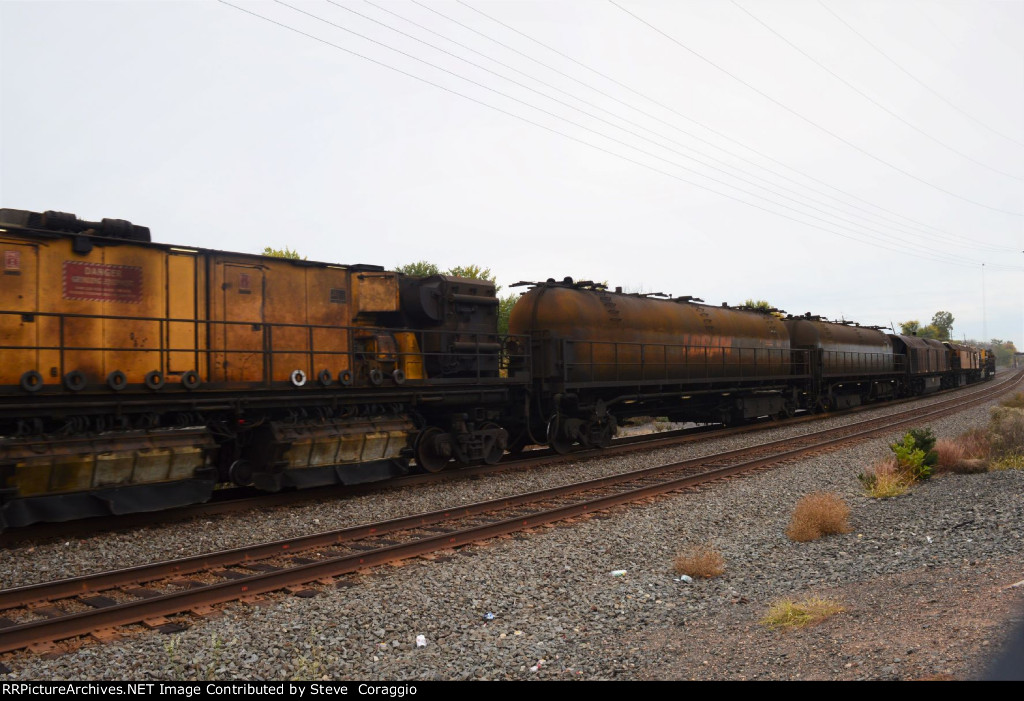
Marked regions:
[0,208,524,529]
[507,278,803,451]
[783,314,901,411]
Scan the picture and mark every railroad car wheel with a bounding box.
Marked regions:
[481,422,506,465]
[415,426,450,473]
[546,415,573,455]
[229,460,254,487]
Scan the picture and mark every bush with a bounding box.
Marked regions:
[673,546,725,578]
[890,432,932,481]
[761,598,844,629]
[959,428,991,460]
[999,392,1024,409]
[786,492,852,542]
[988,407,1024,459]
[906,428,938,469]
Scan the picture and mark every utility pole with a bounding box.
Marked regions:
[982,263,987,343]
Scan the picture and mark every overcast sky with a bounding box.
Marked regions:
[2,0,1022,345]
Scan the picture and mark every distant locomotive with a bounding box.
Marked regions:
[0,209,994,530]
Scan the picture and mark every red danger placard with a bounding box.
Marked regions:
[63,261,143,303]
[4,250,20,270]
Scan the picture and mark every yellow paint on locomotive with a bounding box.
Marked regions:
[393,331,425,380]
[8,432,212,497]
[351,271,401,316]
[0,236,171,388]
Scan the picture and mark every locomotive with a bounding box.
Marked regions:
[0,209,993,530]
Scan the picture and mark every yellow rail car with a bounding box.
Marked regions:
[0,209,515,530]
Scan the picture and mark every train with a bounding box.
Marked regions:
[0,208,997,530]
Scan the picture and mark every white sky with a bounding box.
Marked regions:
[2,0,1022,345]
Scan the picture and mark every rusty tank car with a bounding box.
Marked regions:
[784,315,902,411]
[507,278,803,452]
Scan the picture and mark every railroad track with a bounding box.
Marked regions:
[2,370,1016,547]
[1,370,1020,656]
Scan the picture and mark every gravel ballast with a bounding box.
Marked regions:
[2,386,1022,680]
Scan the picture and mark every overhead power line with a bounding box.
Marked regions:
[356,0,1019,257]
[453,0,1020,252]
[608,0,1022,217]
[731,0,1022,181]
[818,0,1024,150]
[215,1,1023,271]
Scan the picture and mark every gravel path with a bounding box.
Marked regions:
[2,383,1022,680]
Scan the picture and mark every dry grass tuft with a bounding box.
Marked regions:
[999,392,1024,409]
[786,492,852,542]
[988,407,1024,459]
[933,439,967,473]
[958,428,991,460]
[761,598,844,629]
[933,436,989,475]
[989,454,1024,471]
[673,546,725,578]
[869,470,912,497]
[859,456,912,497]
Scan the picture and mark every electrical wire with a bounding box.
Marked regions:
[818,0,1024,150]
[215,1,1023,271]
[454,0,1021,251]
[326,0,1009,257]
[608,0,1022,216]
[731,0,1022,181]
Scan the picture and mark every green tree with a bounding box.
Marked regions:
[899,320,921,335]
[498,294,519,336]
[447,264,498,290]
[989,339,1019,367]
[918,324,940,339]
[931,311,954,340]
[262,246,305,260]
[394,261,441,277]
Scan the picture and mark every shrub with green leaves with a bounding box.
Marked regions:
[890,432,932,481]
[906,427,938,469]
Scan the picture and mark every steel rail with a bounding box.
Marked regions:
[0,370,1018,653]
[2,369,1016,608]
[3,370,1015,547]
